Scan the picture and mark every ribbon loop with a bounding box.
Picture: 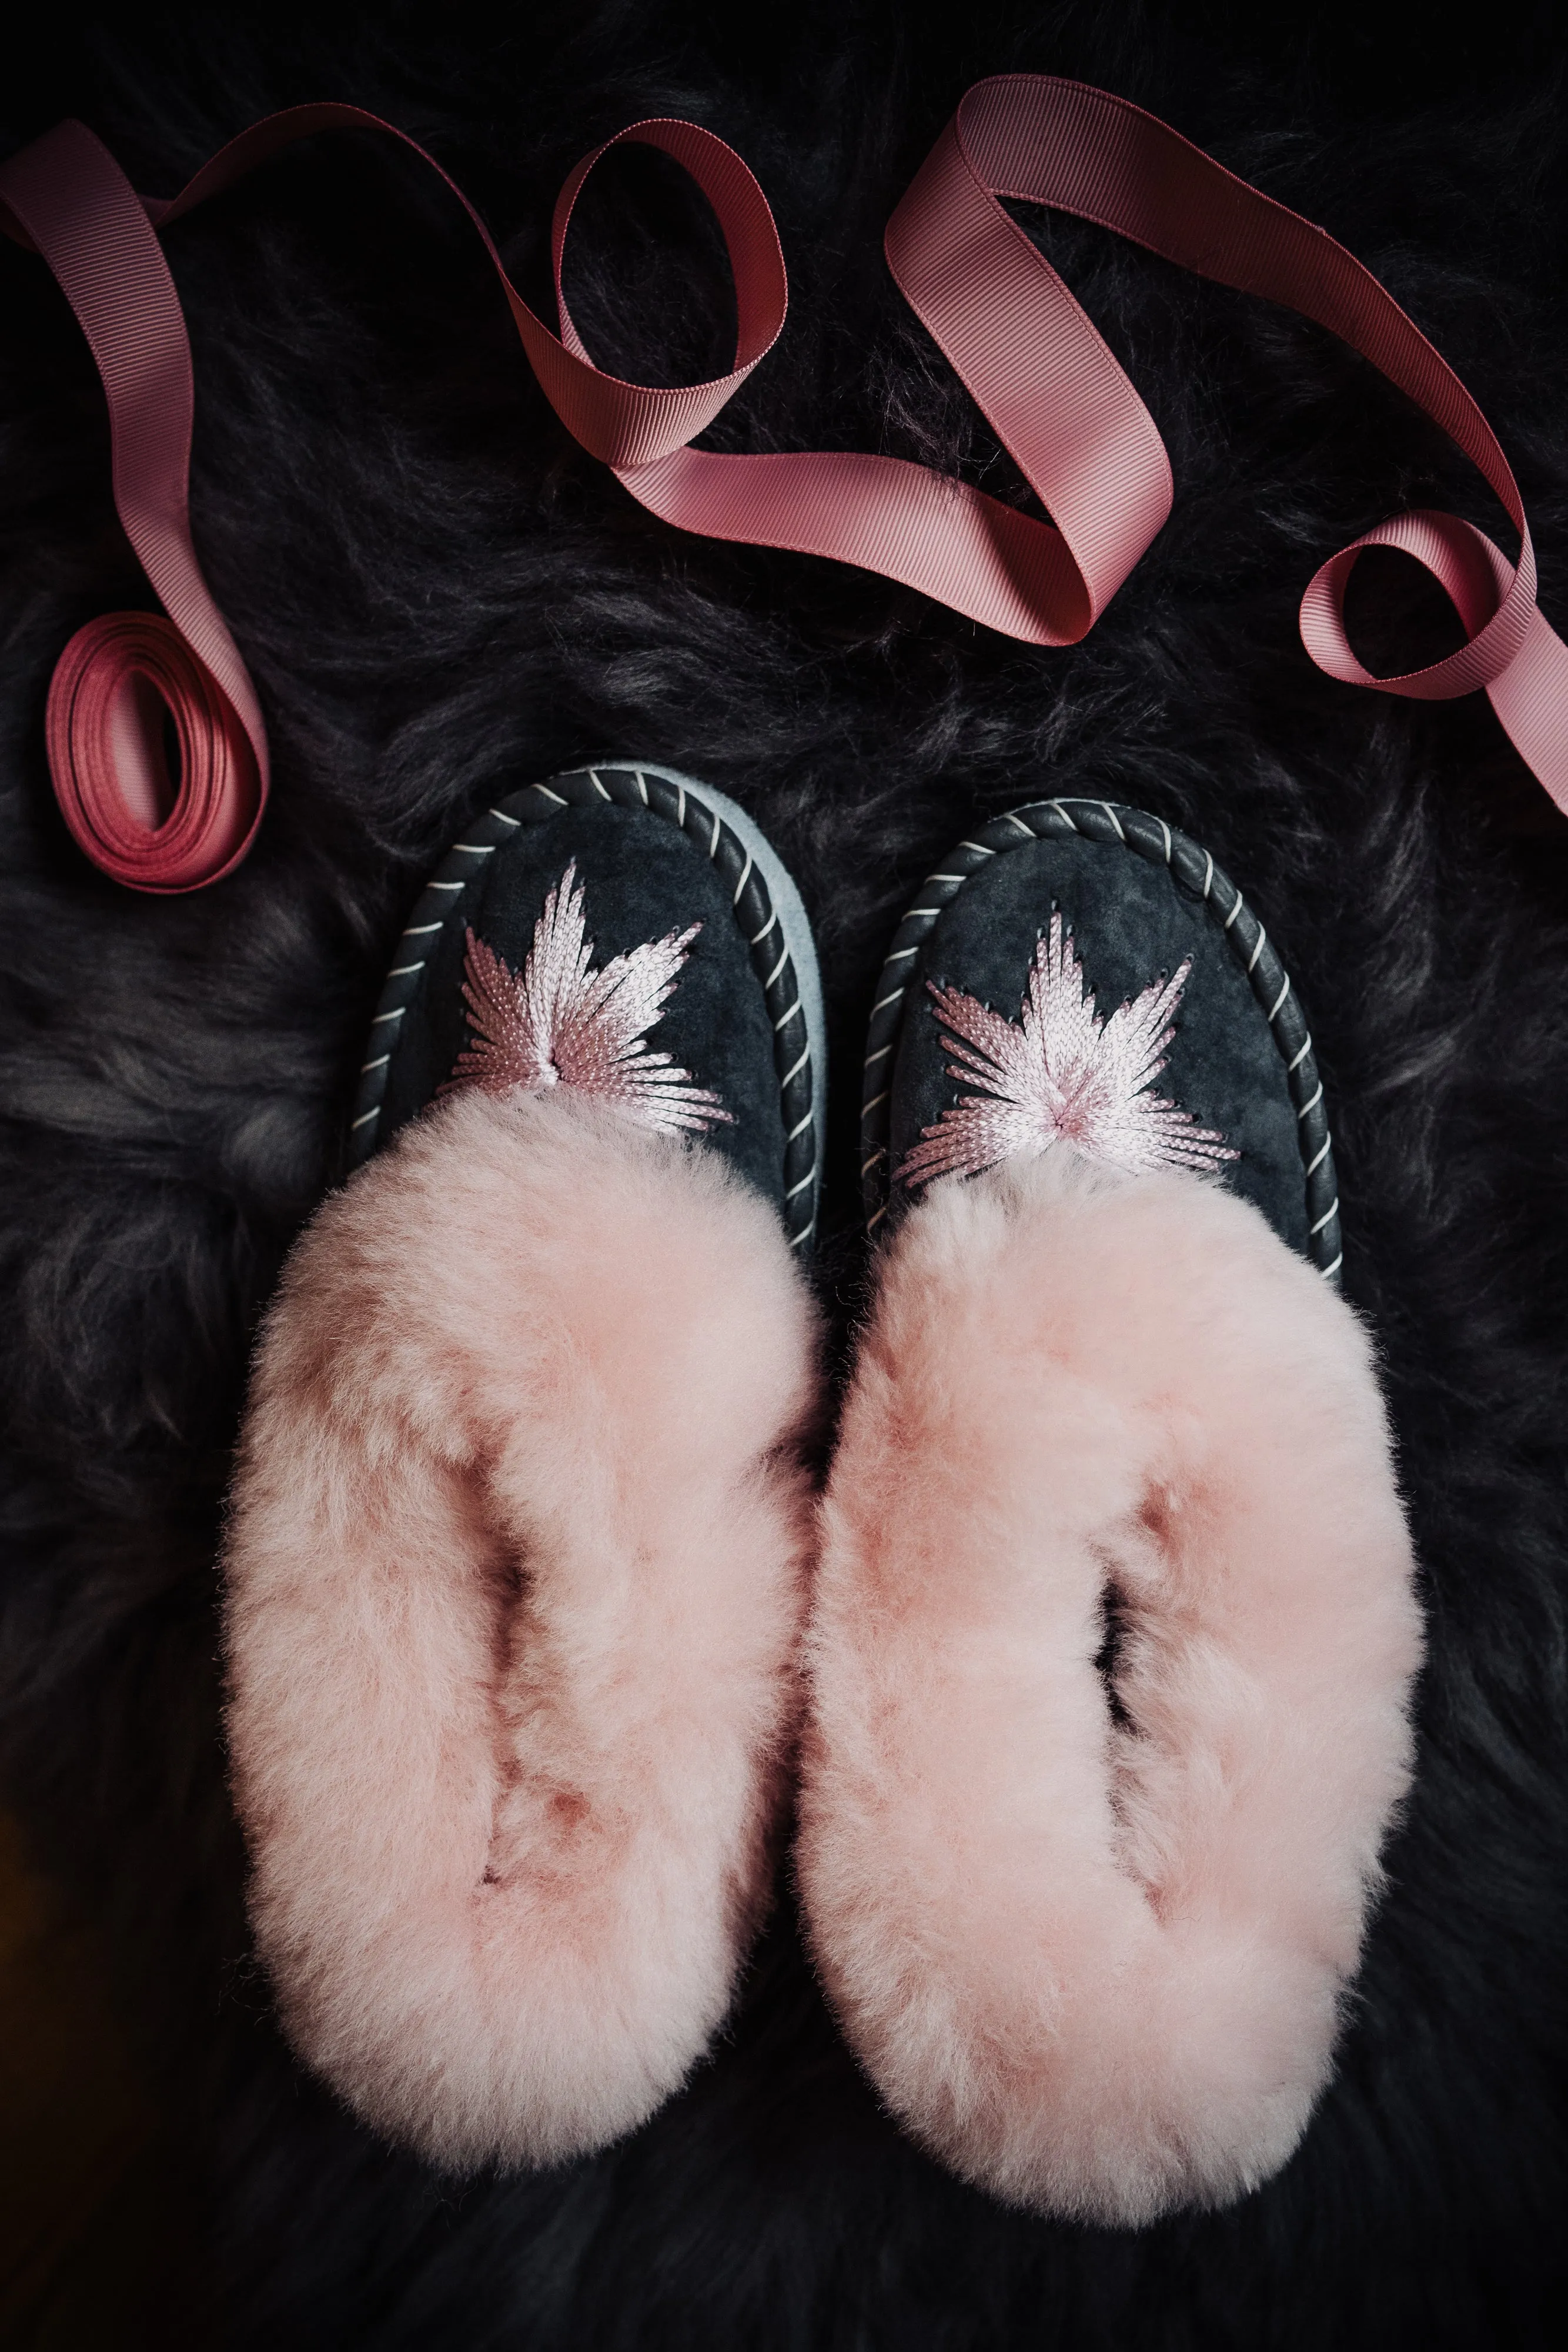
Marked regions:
[531,118,787,469]
[1300,511,1522,698]
[550,119,787,374]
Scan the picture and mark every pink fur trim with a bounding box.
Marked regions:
[223,1087,820,2171]
[798,1150,1422,2225]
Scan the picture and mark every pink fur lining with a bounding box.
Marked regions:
[223,1087,820,2171]
[798,1149,1422,2225]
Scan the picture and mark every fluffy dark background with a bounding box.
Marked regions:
[2,2,1566,2344]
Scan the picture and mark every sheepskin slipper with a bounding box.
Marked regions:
[222,766,825,2172]
[800,798,1423,2227]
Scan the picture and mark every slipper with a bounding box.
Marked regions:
[223,764,825,2171]
[798,797,1422,2225]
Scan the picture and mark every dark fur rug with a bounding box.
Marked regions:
[2,4,1566,2344]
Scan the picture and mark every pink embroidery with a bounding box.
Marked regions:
[450,861,730,1134]
[897,910,1236,1190]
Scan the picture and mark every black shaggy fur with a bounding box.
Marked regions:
[3,4,1567,2344]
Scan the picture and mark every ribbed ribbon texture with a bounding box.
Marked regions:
[2,76,1564,890]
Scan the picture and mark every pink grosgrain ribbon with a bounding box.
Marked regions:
[1,76,1564,891]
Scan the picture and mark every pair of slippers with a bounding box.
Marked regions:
[222,765,1422,2226]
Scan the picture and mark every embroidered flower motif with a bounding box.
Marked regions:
[450,860,730,1134]
[897,909,1236,1189]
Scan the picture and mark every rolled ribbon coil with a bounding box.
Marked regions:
[45,612,260,891]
